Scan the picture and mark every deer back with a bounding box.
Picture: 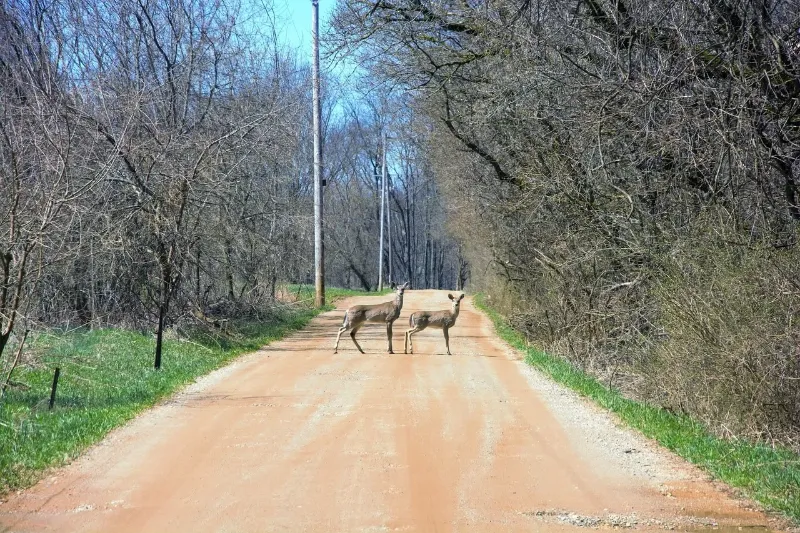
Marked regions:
[415,309,457,329]
[411,294,464,329]
[347,299,401,324]
[343,282,409,326]
[365,300,401,322]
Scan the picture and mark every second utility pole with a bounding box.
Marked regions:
[378,131,387,291]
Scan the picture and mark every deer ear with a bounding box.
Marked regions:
[403,282,410,289]
[459,294,465,301]
[448,293,454,300]
[390,282,396,289]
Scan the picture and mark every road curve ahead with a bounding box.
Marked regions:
[0,290,783,532]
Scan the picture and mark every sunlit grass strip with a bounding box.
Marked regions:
[0,287,381,495]
[474,294,800,524]
[286,283,393,301]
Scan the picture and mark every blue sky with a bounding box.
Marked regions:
[272,0,363,97]
[273,0,337,57]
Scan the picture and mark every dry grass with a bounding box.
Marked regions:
[644,232,800,447]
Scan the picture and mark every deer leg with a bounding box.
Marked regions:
[334,325,349,353]
[444,327,451,355]
[350,325,365,354]
[405,326,423,354]
[387,322,394,354]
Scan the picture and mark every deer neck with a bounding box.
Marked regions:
[394,292,404,310]
[450,302,460,319]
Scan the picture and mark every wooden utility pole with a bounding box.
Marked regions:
[378,131,387,291]
[386,137,392,284]
[312,0,325,306]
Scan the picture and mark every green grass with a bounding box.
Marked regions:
[285,283,393,302]
[474,294,800,525]
[0,287,382,495]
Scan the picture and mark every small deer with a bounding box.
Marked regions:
[404,293,466,355]
[334,281,410,354]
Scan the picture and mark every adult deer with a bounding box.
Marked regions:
[333,282,410,354]
[405,293,465,355]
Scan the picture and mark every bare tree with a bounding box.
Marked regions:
[328,0,800,445]
[0,1,100,384]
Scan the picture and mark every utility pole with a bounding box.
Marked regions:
[312,0,324,306]
[386,136,392,284]
[377,131,386,291]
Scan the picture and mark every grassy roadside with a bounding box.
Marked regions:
[474,294,800,525]
[0,286,376,495]
[286,283,393,301]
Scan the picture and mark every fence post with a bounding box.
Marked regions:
[49,367,61,410]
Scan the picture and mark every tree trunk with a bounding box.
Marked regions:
[225,240,235,300]
[155,251,174,370]
[154,301,166,370]
[350,263,372,291]
[0,332,9,361]
[195,248,202,303]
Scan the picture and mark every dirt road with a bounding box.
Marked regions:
[0,290,785,532]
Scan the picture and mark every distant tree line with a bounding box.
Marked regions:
[329,0,800,447]
[324,92,466,293]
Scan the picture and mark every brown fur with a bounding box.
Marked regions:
[333,282,410,354]
[404,293,465,355]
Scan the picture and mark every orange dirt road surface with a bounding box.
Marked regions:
[0,290,788,532]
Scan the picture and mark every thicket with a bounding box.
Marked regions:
[329,0,800,448]
[0,0,462,389]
